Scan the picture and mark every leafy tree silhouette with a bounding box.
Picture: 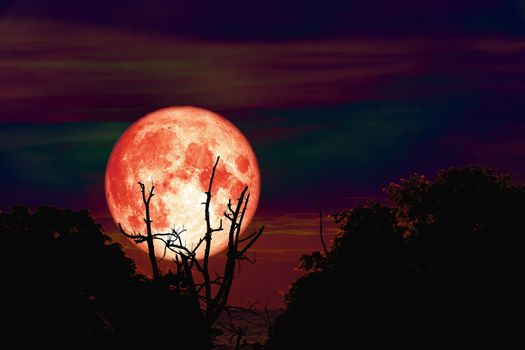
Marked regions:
[267,165,524,349]
[387,166,523,284]
[1,206,209,347]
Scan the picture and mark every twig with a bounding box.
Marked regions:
[319,206,328,256]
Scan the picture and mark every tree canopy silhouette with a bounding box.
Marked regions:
[267,165,524,349]
[1,206,209,347]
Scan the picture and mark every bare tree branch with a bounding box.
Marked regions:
[239,226,265,256]
[209,187,248,322]
[118,223,147,243]
[319,206,329,256]
[202,156,223,319]
[118,181,160,280]
[120,155,265,341]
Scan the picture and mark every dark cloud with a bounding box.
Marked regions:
[2,0,524,40]
[1,16,524,212]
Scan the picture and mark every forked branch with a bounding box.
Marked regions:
[319,206,328,256]
[171,156,265,326]
[119,156,265,334]
[118,181,160,280]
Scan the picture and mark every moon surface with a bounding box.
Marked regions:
[105,106,260,260]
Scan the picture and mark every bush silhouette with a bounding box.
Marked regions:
[267,166,524,349]
[1,206,209,347]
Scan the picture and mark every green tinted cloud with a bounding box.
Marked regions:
[0,122,129,187]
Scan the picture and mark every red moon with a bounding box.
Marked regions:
[105,106,261,260]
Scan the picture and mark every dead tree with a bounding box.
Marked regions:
[160,156,265,326]
[118,182,160,280]
[117,156,264,328]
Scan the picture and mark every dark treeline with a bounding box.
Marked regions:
[1,165,523,348]
[1,156,264,348]
[1,206,210,347]
[267,165,524,349]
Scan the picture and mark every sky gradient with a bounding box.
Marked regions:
[1,0,524,307]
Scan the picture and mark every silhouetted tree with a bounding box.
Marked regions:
[267,165,524,349]
[387,165,524,284]
[117,156,265,342]
[117,182,160,279]
[1,206,209,347]
[165,157,265,325]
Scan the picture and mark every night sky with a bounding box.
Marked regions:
[1,0,524,307]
